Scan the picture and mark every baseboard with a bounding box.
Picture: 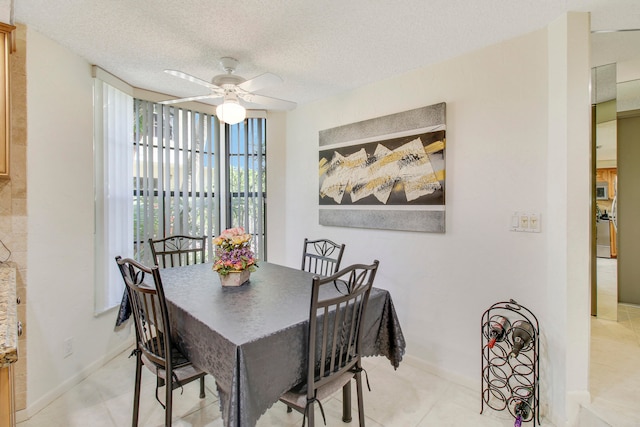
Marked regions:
[577,405,613,427]
[403,353,477,391]
[564,390,592,427]
[540,389,591,427]
[15,338,134,423]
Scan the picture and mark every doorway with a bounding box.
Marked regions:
[591,63,618,321]
[587,31,640,424]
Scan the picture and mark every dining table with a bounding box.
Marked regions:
[120,261,406,427]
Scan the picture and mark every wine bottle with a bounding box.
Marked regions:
[509,320,535,357]
[513,388,534,427]
[487,315,510,348]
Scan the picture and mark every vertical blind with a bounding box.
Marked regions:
[227,120,266,260]
[95,93,268,314]
[94,80,133,314]
[133,100,220,265]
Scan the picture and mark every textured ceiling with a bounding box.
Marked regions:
[12,0,640,110]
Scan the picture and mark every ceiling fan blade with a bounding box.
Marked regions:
[165,69,223,91]
[159,94,222,105]
[237,73,283,93]
[239,93,297,110]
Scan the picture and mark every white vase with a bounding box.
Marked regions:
[219,270,251,287]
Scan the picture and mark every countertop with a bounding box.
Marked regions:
[0,266,17,366]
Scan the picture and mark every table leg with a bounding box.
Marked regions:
[342,383,352,422]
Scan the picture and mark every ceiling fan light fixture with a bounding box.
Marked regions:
[216,94,246,125]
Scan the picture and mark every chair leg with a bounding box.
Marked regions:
[342,382,352,422]
[199,376,206,398]
[355,371,365,427]
[165,375,173,427]
[132,355,143,427]
[307,401,315,427]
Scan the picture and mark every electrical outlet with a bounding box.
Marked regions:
[64,337,73,358]
[529,213,541,232]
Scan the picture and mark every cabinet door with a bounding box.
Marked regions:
[0,24,12,178]
[610,220,617,258]
[609,170,617,199]
[0,366,14,427]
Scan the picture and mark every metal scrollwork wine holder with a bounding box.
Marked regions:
[481,299,540,426]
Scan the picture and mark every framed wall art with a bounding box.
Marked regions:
[318,102,446,232]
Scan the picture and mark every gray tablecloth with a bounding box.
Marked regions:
[159,262,405,427]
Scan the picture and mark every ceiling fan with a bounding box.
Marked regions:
[160,57,297,124]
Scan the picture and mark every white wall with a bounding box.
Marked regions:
[266,111,288,264]
[546,13,592,425]
[285,22,548,379]
[281,14,590,426]
[25,27,131,415]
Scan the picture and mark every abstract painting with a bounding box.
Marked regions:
[318,103,446,232]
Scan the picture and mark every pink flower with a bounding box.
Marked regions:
[212,227,258,276]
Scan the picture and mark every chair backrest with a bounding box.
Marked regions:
[306,260,379,395]
[115,256,174,372]
[301,238,345,276]
[149,235,206,268]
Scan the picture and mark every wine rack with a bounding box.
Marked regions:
[481,299,540,426]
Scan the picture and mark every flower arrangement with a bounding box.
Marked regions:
[212,227,258,276]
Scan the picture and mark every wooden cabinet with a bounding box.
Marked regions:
[0,366,14,426]
[597,168,617,199]
[608,169,617,200]
[596,167,618,258]
[0,266,17,427]
[0,23,13,178]
[610,220,617,258]
[596,168,617,200]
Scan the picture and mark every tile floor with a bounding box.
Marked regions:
[586,304,640,427]
[582,257,640,427]
[15,348,534,427]
[596,258,618,321]
[15,259,640,426]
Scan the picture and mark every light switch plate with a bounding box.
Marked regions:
[529,213,541,232]
[511,211,541,233]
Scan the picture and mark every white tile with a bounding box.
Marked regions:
[577,406,612,427]
[346,357,452,426]
[589,315,640,426]
[417,397,516,427]
[587,397,640,427]
[255,401,302,427]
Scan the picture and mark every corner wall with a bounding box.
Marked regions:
[546,12,592,426]
[265,111,288,264]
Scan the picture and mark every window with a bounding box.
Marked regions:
[94,78,134,314]
[227,120,267,260]
[133,100,219,264]
[95,82,268,313]
[132,99,267,265]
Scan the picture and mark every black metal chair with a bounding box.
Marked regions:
[149,235,206,268]
[301,238,345,276]
[115,256,206,427]
[280,260,379,427]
